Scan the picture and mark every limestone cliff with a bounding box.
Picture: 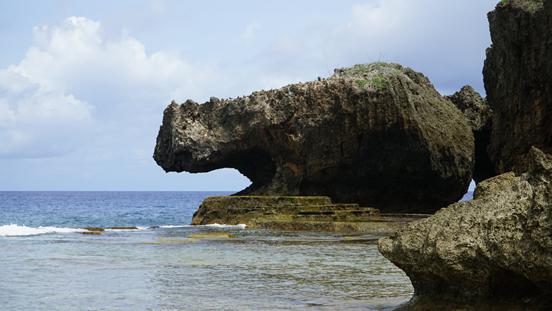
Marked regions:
[484,0,552,173]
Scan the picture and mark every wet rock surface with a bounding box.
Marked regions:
[484,0,552,174]
[378,147,552,305]
[154,63,474,213]
[447,86,495,183]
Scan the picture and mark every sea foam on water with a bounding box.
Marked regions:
[0,224,85,236]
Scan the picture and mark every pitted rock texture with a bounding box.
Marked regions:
[446,86,491,134]
[154,63,474,213]
[379,147,552,304]
[484,0,552,174]
[447,85,495,183]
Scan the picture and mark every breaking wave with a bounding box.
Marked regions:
[0,224,85,237]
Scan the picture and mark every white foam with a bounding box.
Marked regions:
[204,223,247,229]
[104,226,149,232]
[0,224,85,237]
[159,225,192,229]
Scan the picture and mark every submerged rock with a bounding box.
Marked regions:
[81,231,102,235]
[379,147,552,305]
[484,0,552,174]
[154,63,474,213]
[447,86,495,183]
[187,232,235,240]
[83,227,105,232]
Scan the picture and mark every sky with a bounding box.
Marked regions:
[0,0,497,191]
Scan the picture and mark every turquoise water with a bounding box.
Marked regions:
[0,192,413,310]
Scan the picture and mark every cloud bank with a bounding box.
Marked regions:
[0,16,214,158]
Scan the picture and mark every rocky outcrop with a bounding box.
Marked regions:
[447,86,495,182]
[484,0,552,174]
[379,147,552,305]
[192,196,336,225]
[154,63,474,213]
[192,195,425,233]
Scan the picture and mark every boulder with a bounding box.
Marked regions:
[447,86,495,182]
[379,147,552,305]
[154,63,474,213]
[484,0,552,174]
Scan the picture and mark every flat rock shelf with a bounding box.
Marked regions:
[191,196,427,233]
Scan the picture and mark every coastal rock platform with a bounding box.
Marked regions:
[191,196,427,233]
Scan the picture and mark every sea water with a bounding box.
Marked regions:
[0,191,413,310]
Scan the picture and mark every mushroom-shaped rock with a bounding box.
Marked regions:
[154,63,474,213]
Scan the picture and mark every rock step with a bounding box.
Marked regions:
[260,204,362,212]
[254,220,406,233]
[201,196,333,209]
[296,208,379,216]
[283,213,427,223]
[291,209,381,222]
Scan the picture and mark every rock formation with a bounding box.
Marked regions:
[447,86,495,182]
[154,63,474,213]
[484,0,552,174]
[379,147,552,305]
[191,195,425,233]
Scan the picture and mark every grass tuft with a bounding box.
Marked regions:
[370,76,390,90]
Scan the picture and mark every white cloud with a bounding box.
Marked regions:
[0,16,216,158]
[0,60,93,158]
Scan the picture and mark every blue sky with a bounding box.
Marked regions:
[0,0,497,191]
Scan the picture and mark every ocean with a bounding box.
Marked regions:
[0,191,412,310]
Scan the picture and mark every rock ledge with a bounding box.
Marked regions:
[192,196,426,233]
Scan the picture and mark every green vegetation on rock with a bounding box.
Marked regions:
[355,75,389,90]
[355,79,369,89]
[369,76,390,90]
[498,0,544,12]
